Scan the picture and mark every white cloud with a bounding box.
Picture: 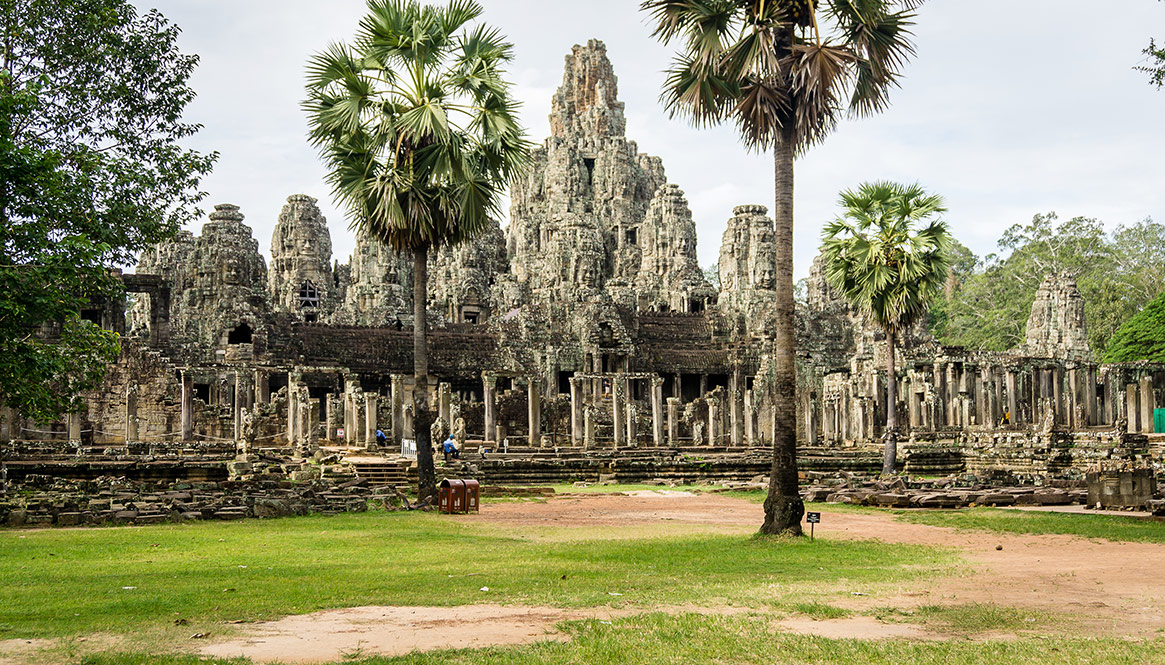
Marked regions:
[134,0,1164,278]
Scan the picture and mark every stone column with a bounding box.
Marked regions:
[1005,371,1018,426]
[1102,372,1114,426]
[67,412,82,442]
[180,373,194,441]
[287,373,300,445]
[1127,383,1139,433]
[482,373,496,444]
[233,376,245,443]
[124,388,138,443]
[651,377,664,447]
[584,406,595,449]
[1140,376,1156,434]
[527,379,541,447]
[389,375,404,445]
[569,376,583,446]
[1051,367,1063,426]
[744,389,755,445]
[325,395,338,442]
[667,397,680,445]
[364,393,378,446]
[253,370,269,405]
[438,383,451,427]
[305,396,319,448]
[612,374,626,448]
[729,369,743,446]
[1085,367,1098,426]
[625,400,636,447]
[707,397,720,446]
[1067,368,1080,429]
[403,403,415,440]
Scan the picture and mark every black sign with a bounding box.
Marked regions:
[806,512,821,524]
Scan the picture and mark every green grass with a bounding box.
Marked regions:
[77,613,1165,665]
[0,511,956,639]
[871,603,1051,633]
[896,508,1165,544]
[789,601,852,620]
[725,491,1165,544]
[550,483,726,494]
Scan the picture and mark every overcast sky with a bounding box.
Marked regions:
[131,0,1165,278]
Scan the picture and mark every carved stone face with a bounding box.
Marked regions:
[753,258,775,290]
[223,256,243,286]
[579,262,598,288]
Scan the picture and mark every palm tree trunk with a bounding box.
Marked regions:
[413,246,436,501]
[883,329,898,475]
[760,126,805,536]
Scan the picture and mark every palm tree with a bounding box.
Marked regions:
[305,0,529,501]
[641,0,926,534]
[821,181,949,475]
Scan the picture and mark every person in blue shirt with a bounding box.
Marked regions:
[375,429,386,447]
[442,434,459,462]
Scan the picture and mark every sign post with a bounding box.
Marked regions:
[806,511,821,541]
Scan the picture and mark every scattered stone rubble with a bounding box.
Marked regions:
[0,474,413,528]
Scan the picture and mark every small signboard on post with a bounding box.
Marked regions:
[806,511,821,541]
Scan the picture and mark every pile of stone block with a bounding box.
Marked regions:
[793,472,1088,509]
[0,475,408,528]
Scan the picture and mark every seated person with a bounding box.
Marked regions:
[442,434,460,461]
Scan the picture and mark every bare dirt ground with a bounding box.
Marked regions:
[7,491,1164,664]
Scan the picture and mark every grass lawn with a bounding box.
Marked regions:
[727,490,1165,543]
[77,613,1165,665]
[0,510,955,640]
[897,508,1165,544]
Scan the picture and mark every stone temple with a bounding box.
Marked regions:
[4,40,1165,488]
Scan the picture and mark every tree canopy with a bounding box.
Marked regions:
[1,0,215,422]
[935,214,1165,357]
[822,181,950,338]
[1104,290,1165,363]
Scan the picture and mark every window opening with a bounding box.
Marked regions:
[299,280,320,308]
[227,323,253,345]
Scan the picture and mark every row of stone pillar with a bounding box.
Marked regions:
[819,362,1159,444]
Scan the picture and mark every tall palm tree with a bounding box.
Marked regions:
[641,0,925,535]
[305,0,529,500]
[821,181,949,475]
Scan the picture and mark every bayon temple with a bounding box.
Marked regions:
[4,40,1165,487]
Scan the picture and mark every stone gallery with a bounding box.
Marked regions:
[4,41,1164,485]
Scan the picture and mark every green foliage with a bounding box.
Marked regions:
[821,181,950,337]
[640,0,924,153]
[303,0,530,252]
[938,214,1165,355]
[1103,290,1165,362]
[0,0,214,420]
[0,511,955,638]
[1143,37,1165,88]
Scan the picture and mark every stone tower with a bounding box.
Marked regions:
[136,203,268,354]
[1020,272,1092,360]
[508,39,710,311]
[335,232,414,327]
[428,220,508,325]
[268,195,334,322]
[718,204,778,320]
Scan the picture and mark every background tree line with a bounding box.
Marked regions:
[929,213,1165,358]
